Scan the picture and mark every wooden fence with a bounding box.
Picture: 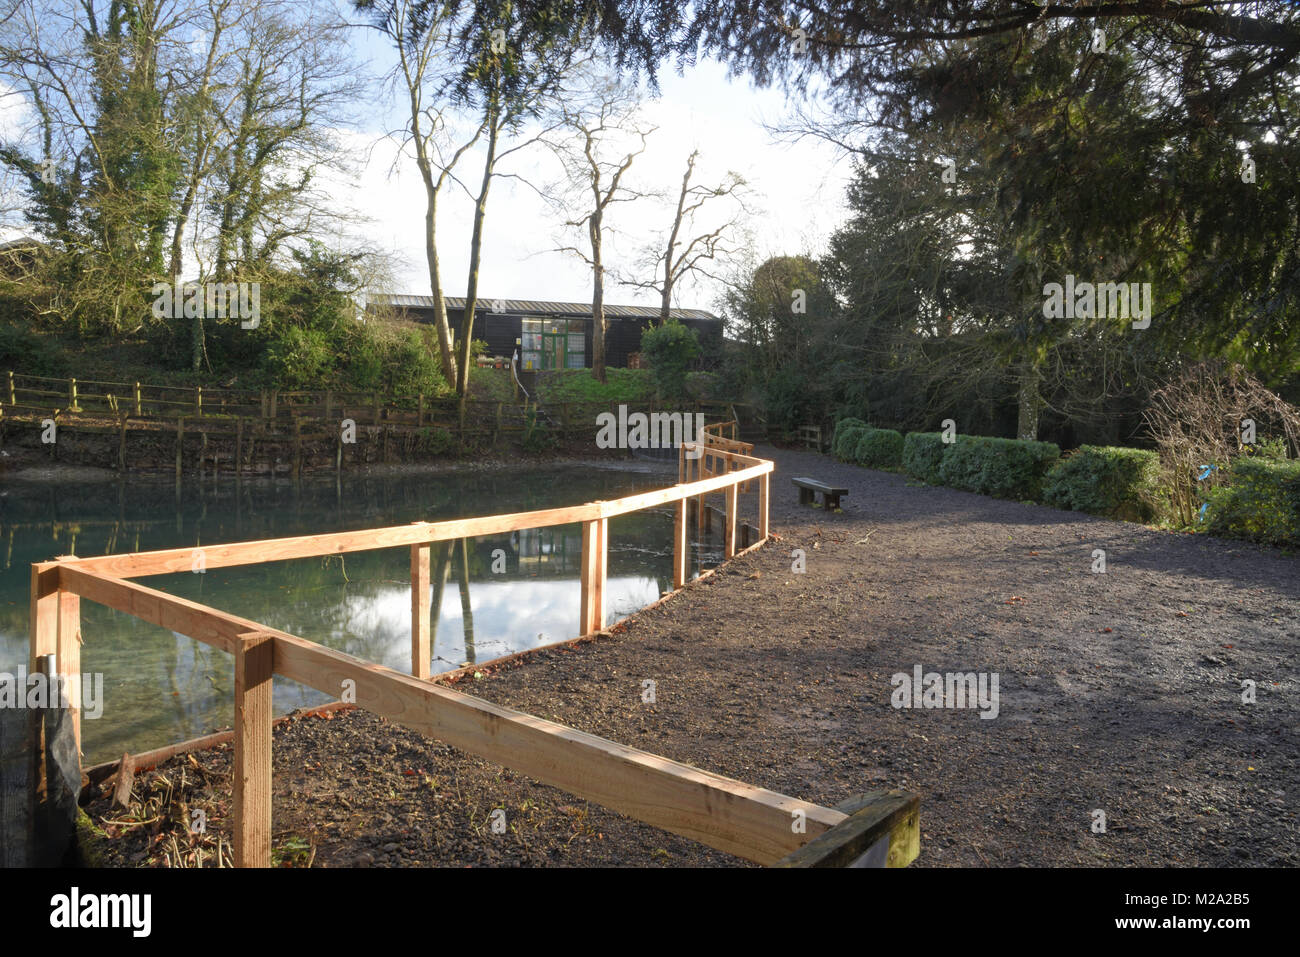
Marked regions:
[29,435,918,867]
[1,370,765,474]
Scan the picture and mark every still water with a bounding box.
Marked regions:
[0,463,722,764]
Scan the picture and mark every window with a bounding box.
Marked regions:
[519,316,585,370]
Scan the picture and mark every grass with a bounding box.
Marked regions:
[535,368,654,404]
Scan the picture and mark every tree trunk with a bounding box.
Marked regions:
[1016,347,1045,441]
[457,538,475,664]
[590,208,606,383]
[456,107,500,398]
[421,176,457,386]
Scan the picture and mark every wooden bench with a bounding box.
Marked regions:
[792,477,848,511]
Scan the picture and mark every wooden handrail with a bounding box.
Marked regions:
[23,447,880,870]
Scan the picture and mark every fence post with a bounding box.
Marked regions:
[372,393,379,426]
[233,631,273,868]
[724,480,738,558]
[53,560,81,757]
[133,382,141,416]
[411,541,431,680]
[68,378,79,412]
[269,390,278,421]
[579,515,607,634]
[324,391,333,422]
[674,495,688,589]
[7,371,14,405]
[175,418,184,480]
[759,471,769,541]
[117,412,127,473]
[417,393,424,427]
[195,386,202,417]
[28,562,59,794]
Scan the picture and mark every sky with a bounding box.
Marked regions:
[335,18,854,316]
[0,5,856,319]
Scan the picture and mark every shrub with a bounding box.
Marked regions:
[939,435,1061,500]
[831,417,868,459]
[832,419,869,461]
[1205,457,1300,547]
[640,319,700,400]
[0,323,68,377]
[1042,445,1163,521]
[416,426,456,456]
[853,428,904,469]
[903,432,948,484]
[521,408,557,452]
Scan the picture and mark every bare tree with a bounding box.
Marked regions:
[625,148,752,321]
[546,74,654,382]
[361,0,482,387]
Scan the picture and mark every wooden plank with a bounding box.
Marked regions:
[673,498,688,589]
[724,482,738,559]
[58,464,770,580]
[56,586,81,755]
[233,632,273,867]
[598,460,772,520]
[29,562,59,668]
[773,790,920,868]
[111,752,135,812]
[270,633,846,864]
[59,505,605,579]
[411,543,431,679]
[59,565,240,655]
[579,519,602,635]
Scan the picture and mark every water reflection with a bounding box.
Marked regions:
[0,465,723,763]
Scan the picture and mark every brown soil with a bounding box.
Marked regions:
[81,445,1300,866]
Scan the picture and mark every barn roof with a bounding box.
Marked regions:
[369,294,717,322]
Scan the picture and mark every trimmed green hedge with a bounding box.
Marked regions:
[1041,445,1163,521]
[938,435,1061,500]
[832,418,869,461]
[1205,458,1300,547]
[903,432,949,483]
[854,428,904,469]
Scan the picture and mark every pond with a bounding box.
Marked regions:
[0,462,723,765]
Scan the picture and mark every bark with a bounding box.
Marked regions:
[590,202,606,383]
[1016,346,1045,441]
[456,106,500,398]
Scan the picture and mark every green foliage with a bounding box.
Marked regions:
[853,428,904,469]
[832,418,869,460]
[763,365,818,435]
[831,417,867,455]
[416,426,457,456]
[1205,458,1300,547]
[939,435,1061,500]
[640,319,699,400]
[1042,446,1164,521]
[521,407,558,452]
[902,432,948,484]
[537,368,653,404]
[685,371,721,401]
[0,323,69,377]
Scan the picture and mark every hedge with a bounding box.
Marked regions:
[1041,445,1163,521]
[938,435,1061,500]
[902,432,949,483]
[832,418,870,461]
[1205,457,1300,547]
[854,428,904,469]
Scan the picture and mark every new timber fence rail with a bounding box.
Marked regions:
[30,435,920,867]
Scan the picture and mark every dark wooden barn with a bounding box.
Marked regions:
[367,295,722,375]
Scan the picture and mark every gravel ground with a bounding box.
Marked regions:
[85,444,1300,866]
